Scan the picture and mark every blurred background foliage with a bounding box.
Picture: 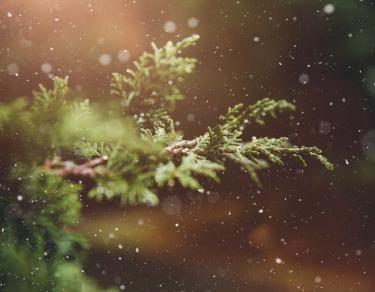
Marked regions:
[1,0,375,291]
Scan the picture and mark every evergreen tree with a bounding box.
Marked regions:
[0,35,332,291]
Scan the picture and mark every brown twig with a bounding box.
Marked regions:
[44,139,195,178]
[43,156,107,178]
[165,139,197,157]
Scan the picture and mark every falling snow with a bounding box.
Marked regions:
[98,53,112,66]
[187,17,199,28]
[163,20,177,33]
[323,4,335,15]
[298,73,310,85]
[0,1,374,291]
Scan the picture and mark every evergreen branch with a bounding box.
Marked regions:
[31,77,69,114]
[242,137,333,170]
[220,98,296,132]
[0,35,333,291]
[110,34,199,117]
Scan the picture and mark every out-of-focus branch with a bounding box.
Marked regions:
[43,156,107,178]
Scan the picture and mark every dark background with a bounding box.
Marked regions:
[1,0,375,291]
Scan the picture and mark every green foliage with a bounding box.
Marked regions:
[12,167,82,225]
[31,77,68,115]
[0,35,333,291]
[0,166,105,292]
[220,98,296,130]
[110,34,199,116]
[189,98,333,186]
[155,154,224,189]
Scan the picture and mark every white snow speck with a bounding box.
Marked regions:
[187,113,195,122]
[319,121,332,135]
[187,17,199,28]
[299,73,310,85]
[7,63,19,76]
[98,53,112,66]
[275,257,284,264]
[118,49,130,63]
[323,4,335,14]
[314,276,322,283]
[41,63,52,74]
[164,21,177,33]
